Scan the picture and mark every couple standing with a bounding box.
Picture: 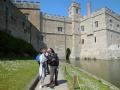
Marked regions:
[36,48,59,89]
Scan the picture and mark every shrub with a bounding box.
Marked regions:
[0,31,37,58]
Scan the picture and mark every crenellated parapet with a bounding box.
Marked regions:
[14,0,40,10]
[104,7,120,20]
[81,7,120,21]
[42,12,72,23]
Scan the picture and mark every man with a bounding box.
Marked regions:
[47,48,59,87]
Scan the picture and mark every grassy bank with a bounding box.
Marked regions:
[60,62,111,90]
[0,59,39,90]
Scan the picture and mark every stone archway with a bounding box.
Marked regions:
[66,48,71,63]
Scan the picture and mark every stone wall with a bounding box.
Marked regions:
[15,1,40,31]
[80,8,108,59]
[80,7,120,60]
[1,0,120,60]
[105,10,120,59]
[41,13,73,59]
[0,0,45,51]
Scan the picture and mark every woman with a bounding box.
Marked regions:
[47,48,59,87]
[39,48,48,89]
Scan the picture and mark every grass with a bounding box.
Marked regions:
[60,62,111,90]
[0,59,39,90]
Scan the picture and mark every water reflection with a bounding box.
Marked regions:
[75,59,120,88]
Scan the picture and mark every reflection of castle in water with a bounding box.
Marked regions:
[2,0,120,60]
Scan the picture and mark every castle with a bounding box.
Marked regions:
[1,0,120,61]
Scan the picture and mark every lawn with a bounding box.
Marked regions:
[60,62,111,90]
[0,59,39,90]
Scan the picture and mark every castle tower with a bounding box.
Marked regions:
[68,2,81,63]
[15,1,40,31]
[87,0,92,16]
[68,2,81,19]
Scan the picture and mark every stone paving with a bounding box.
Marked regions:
[35,69,69,90]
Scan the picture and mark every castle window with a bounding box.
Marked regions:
[22,22,25,28]
[82,39,84,44]
[24,29,27,33]
[109,19,112,23]
[109,24,112,28]
[94,37,96,43]
[76,8,79,14]
[58,27,62,32]
[117,24,120,27]
[95,21,98,27]
[11,16,17,26]
[81,26,84,31]
[11,16,14,23]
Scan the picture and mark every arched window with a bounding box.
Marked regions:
[76,8,79,14]
[82,39,84,44]
[95,37,96,43]
[95,21,98,27]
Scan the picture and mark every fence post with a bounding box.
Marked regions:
[72,75,77,90]
[64,65,67,74]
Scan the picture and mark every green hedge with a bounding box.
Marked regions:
[0,31,37,58]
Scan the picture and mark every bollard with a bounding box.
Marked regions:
[72,75,77,90]
[65,66,67,74]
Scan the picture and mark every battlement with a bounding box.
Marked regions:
[42,12,71,23]
[81,7,106,20]
[15,0,40,10]
[104,7,120,19]
[81,7,119,21]
[104,7,119,15]
[71,2,80,8]
[68,2,80,11]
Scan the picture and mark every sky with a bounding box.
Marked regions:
[19,0,120,16]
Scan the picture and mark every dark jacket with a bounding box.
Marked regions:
[47,53,59,66]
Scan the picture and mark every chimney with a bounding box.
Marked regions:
[87,0,91,16]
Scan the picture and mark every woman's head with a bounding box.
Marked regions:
[47,48,55,53]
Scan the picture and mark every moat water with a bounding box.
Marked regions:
[74,59,120,88]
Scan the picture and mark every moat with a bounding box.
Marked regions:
[74,59,120,88]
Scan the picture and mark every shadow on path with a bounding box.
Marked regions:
[58,80,67,85]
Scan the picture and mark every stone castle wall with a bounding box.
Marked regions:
[0,0,45,51]
[41,13,73,59]
[105,9,120,59]
[15,1,40,31]
[1,0,120,60]
[80,7,120,59]
[80,8,107,59]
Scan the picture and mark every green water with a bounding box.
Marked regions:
[74,59,120,89]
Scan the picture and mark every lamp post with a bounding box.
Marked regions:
[64,17,67,61]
